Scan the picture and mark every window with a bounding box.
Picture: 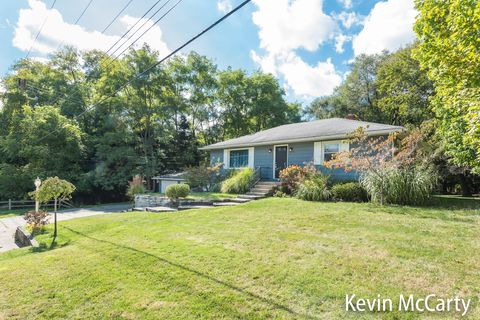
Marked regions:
[323,143,339,162]
[229,149,249,168]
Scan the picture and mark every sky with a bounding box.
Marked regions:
[0,0,417,103]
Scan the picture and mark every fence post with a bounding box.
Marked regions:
[8,199,11,210]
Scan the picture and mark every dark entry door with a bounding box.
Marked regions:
[275,146,288,179]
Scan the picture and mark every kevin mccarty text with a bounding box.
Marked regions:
[345,294,472,316]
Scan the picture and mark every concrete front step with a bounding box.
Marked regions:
[251,187,272,192]
[246,192,269,196]
[228,198,252,203]
[213,202,240,207]
[238,194,265,200]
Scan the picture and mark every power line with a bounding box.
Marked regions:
[104,0,165,56]
[36,0,252,143]
[107,0,175,59]
[25,0,57,58]
[21,0,170,108]
[101,0,135,33]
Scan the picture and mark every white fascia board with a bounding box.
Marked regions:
[200,129,401,151]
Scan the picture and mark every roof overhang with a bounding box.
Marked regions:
[199,128,402,151]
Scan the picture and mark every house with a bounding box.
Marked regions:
[200,118,403,181]
[152,172,186,193]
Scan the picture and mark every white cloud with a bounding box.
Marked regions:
[334,34,351,53]
[335,11,363,29]
[217,0,233,13]
[13,0,170,57]
[338,0,353,9]
[278,55,342,97]
[352,0,417,55]
[252,0,336,55]
[251,0,341,98]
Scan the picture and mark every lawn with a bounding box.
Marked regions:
[0,197,479,319]
[0,208,28,218]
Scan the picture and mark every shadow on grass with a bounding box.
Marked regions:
[63,225,316,319]
[31,239,71,253]
[428,195,480,210]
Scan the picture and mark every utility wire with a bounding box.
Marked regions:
[36,0,252,143]
[26,0,57,58]
[105,0,182,67]
[107,0,174,59]
[101,0,135,33]
[22,0,168,107]
[104,0,164,56]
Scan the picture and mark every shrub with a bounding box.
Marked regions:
[361,166,436,205]
[295,174,331,201]
[185,163,223,191]
[24,210,49,234]
[332,182,368,202]
[279,164,316,194]
[165,183,190,200]
[221,168,254,194]
[126,176,146,200]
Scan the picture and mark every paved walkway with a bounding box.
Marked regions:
[0,203,132,253]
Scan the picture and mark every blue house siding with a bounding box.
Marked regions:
[287,142,314,166]
[254,145,274,180]
[210,149,223,164]
[208,141,358,181]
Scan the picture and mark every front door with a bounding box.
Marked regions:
[274,146,288,179]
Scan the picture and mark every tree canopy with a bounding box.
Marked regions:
[0,46,300,201]
[414,0,480,173]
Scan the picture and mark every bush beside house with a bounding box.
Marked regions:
[295,175,331,201]
[221,168,255,194]
[166,183,190,206]
[331,182,368,202]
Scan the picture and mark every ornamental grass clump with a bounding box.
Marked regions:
[221,168,254,194]
[295,174,331,201]
[361,167,436,206]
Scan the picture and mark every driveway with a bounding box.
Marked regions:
[0,203,132,253]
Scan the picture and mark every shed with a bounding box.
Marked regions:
[152,172,186,193]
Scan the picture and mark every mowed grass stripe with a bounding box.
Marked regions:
[0,198,479,319]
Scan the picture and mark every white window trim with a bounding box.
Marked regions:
[314,140,349,165]
[224,147,254,169]
[273,144,289,179]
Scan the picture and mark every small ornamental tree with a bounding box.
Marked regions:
[126,175,146,200]
[324,127,397,205]
[33,177,76,242]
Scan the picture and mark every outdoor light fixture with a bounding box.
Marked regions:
[34,177,41,188]
[34,177,41,212]
[268,148,272,153]
[289,147,293,152]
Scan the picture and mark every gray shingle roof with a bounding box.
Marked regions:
[200,118,403,150]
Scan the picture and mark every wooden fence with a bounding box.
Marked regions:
[0,199,74,211]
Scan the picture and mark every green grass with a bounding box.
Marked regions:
[0,208,28,218]
[0,197,479,319]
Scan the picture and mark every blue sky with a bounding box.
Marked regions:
[0,0,416,103]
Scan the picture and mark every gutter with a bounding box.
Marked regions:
[199,128,403,151]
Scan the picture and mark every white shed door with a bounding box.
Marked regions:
[161,180,179,193]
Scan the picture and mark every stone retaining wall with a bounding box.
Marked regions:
[135,195,219,209]
[14,227,39,248]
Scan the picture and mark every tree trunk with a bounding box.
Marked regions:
[53,198,58,244]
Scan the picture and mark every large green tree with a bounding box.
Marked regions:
[414,0,480,172]
[306,46,434,126]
